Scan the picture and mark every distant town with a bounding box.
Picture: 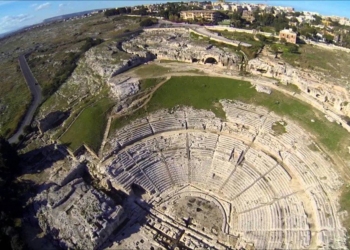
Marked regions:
[3,0,350,48]
[102,0,350,47]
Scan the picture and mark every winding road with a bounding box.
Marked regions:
[8,55,42,144]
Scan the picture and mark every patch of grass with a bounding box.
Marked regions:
[0,61,31,138]
[271,121,287,136]
[340,186,350,249]
[190,32,210,42]
[140,78,164,91]
[159,60,187,64]
[281,44,350,85]
[308,143,319,152]
[260,26,275,33]
[133,64,169,78]
[179,69,206,75]
[277,83,301,94]
[60,98,114,153]
[110,108,146,134]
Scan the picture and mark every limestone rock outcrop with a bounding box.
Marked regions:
[108,77,140,101]
[122,29,241,68]
[84,43,154,81]
[248,57,350,117]
[35,178,125,250]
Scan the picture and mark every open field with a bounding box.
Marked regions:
[60,97,114,153]
[0,14,144,138]
[282,44,350,85]
[111,76,350,160]
[133,64,170,78]
[0,61,31,138]
[140,78,165,91]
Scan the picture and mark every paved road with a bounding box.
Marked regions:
[8,55,42,144]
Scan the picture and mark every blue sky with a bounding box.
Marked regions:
[0,1,349,34]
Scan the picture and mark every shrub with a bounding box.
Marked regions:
[139,18,157,27]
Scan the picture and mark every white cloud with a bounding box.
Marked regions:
[0,14,34,33]
[58,3,70,13]
[31,3,38,7]
[35,2,51,11]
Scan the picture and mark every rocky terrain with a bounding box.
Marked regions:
[248,46,350,119]
[122,28,242,68]
[12,25,350,250]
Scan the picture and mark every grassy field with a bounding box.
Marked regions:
[281,44,350,85]
[0,61,31,138]
[139,78,165,91]
[133,64,170,78]
[60,98,114,153]
[277,82,301,94]
[272,121,287,136]
[111,76,350,159]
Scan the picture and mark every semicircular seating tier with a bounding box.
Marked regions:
[101,100,346,250]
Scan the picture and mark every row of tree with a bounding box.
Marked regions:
[104,6,152,17]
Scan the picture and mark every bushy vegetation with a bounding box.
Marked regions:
[218,31,264,59]
[270,42,299,54]
[43,37,103,97]
[104,7,132,17]
[228,10,289,32]
[139,18,158,27]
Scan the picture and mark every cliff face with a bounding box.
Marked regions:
[122,29,241,68]
[248,58,350,117]
[84,42,155,81]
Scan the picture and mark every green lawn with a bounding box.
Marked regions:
[139,78,165,91]
[133,64,169,78]
[112,76,349,158]
[60,98,114,153]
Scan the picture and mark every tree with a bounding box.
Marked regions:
[324,34,334,43]
[256,34,267,43]
[104,8,120,17]
[287,44,299,53]
[280,38,287,44]
[139,18,157,27]
[118,7,127,14]
[300,25,317,39]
